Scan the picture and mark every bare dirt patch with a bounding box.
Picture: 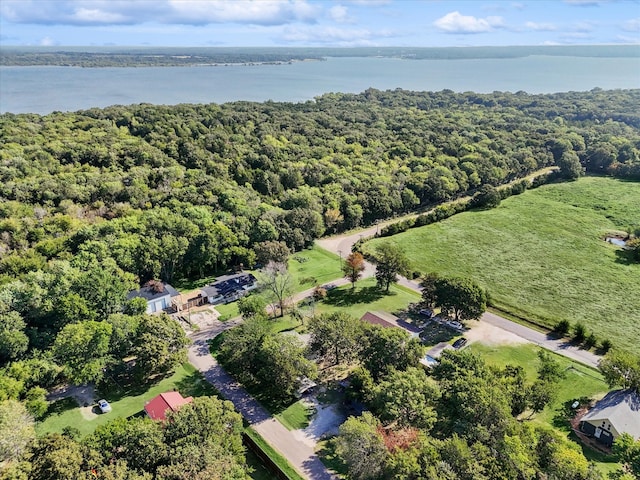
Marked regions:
[172,306,221,333]
[465,320,528,346]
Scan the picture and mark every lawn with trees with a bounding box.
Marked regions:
[365,176,640,352]
[1,88,639,478]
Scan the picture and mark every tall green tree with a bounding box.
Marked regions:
[0,399,35,463]
[132,315,188,381]
[374,242,409,292]
[308,312,363,366]
[52,321,113,384]
[434,277,487,322]
[335,412,388,480]
[372,367,439,430]
[361,326,425,380]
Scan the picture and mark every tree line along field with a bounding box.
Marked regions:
[365,176,640,352]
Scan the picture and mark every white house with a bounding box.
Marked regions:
[127,280,181,314]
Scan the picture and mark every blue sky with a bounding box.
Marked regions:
[1,0,639,47]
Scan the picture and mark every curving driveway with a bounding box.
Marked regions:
[188,324,336,480]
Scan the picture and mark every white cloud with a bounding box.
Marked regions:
[525,21,556,31]
[39,36,56,46]
[280,25,395,45]
[433,11,504,34]
[343,0,391,5]
[571,21,595,32]
[0,0,319,26]
[622,18,640,32]
[615,34,640,44]
[329,5,352,23]
[564,0,610,5]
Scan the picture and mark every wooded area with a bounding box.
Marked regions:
[1,88,639,478]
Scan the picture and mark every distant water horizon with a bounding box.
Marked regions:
[1,54,639,115]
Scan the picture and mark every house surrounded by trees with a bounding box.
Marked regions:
[579,389,640,447]
[127,280,181,314]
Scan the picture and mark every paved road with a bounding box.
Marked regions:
[317,228,602,370]
[188,324,336,480]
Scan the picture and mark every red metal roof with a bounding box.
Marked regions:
[360,311,397,329]
[144,391,193,421]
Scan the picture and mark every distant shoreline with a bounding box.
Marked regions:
[1,45,638,68]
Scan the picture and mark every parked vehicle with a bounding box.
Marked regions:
[419,309,433,318]
[452,337,468,349]
[98,399,112,413]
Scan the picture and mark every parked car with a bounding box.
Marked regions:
[452,337,468,349]
[418,309,433,318]
[98,399,112,413]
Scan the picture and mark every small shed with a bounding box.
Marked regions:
[127,280,180,314]
[144,391,193,421]
[580,389,640,447]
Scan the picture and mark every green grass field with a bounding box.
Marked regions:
[275,400,314,431]
[365,177,640,352]
[314,277,421,320]
[37,363,217,437]
[289,245,341,292]
[470,343,620,474]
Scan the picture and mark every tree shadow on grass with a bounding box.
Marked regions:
[175,371,219,398]
[614,248,636,266]
[316,438,348,477]
[42,397,78,420]
[323,286,387,308]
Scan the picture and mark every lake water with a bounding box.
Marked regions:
[1,55,639,115]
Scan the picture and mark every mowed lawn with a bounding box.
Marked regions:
[314,277,421,319]
[366,177,640,352]
[288,245,342,292]
[37,363,217,437]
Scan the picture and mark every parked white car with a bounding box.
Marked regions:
[98,399,112,413]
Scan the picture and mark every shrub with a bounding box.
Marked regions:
[600,339,613,353]
[584,333,597,349]
[313,286,327,301]
[554,319,571,336]
[573,322,587,343]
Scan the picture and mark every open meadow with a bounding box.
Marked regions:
[365,177,640,352]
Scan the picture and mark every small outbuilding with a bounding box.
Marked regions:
[144,391,193,421]
[579,389,640,447]
[127,280,180,314]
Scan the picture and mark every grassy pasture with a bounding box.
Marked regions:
[365,177,640,352]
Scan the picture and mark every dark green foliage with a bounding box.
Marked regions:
[600,339,613,353]
[554,319,571,336]
[360,325,425,380]
[471,184,501,209]
[573,322,587,343]
[373,243,410,292]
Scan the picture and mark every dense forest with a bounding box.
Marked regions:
[1,87,639,478]
[1,88,639,287]
[2,45,638,67]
